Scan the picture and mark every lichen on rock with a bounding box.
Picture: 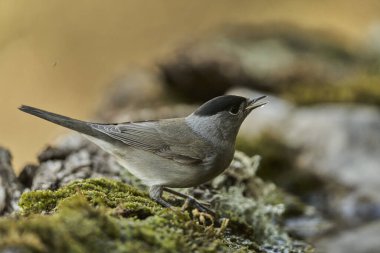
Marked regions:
[206,151,314,253]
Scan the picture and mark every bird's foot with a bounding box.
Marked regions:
[150,186,216,216]
[164,187,215,216]
[149,185,172,208]
[185,196,215,216]
[191,208,215,227]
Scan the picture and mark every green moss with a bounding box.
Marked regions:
[283,75,380,105]
[115,210,231,253]
[19,178,159,216]
[0,196,120,253]
[1,178,249,253]
[1,163,314,253]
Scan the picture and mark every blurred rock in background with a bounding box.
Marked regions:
[160,24,380,102]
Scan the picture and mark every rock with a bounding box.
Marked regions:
[159,24,367,102]
[0,147,24,215]
[285,105,380,225]
[317,221,380,253]
[160,41,247,101]
[26,136,128,191]
[286,105,380,200]
[17,164,38,188]
[0,155,314,253]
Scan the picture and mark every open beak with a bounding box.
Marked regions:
[245,95,267,113]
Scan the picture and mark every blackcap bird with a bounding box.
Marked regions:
[19,95,266,213]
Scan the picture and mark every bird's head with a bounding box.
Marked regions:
[186,95,267,143]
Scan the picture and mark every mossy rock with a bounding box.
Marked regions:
[0,174,314,252]
[19,178,159,217]
[282,75,380,106]
[0,178,245,253]
[0,196,120,253]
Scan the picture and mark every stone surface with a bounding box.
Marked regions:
[29,135,128,191]
[0,147,23,214]
[159,24,370,102]
[317,221,380,253]
[286,105,380,200]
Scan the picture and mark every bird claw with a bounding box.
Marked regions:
[162,187,215,216]
[192,208,215,227]
[185,197,215,216]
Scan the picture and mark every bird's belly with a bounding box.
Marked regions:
[115,149,187,186]
[85,135,232,188]
[115,150,216,187]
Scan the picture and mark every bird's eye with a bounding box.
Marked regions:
[229,105,240,115]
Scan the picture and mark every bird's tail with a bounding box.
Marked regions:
[19,105,101,138]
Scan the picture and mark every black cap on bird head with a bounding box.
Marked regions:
[193,95,247,117]
[193,95,267,119]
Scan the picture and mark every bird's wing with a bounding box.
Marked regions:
[89,120,210,165]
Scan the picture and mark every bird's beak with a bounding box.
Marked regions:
[245,95,267,113]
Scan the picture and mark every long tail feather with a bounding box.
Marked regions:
[19,105,102,139]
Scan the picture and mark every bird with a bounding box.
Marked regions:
[19,95,267,213]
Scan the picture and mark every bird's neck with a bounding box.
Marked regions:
[185,114,238,147]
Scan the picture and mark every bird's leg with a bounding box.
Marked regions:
[149,185,172,208]
[163,187,215,216]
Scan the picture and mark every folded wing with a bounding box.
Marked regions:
[89,120,211,165]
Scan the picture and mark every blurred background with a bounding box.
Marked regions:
[1,0,380,170]
[2,1,380,252]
